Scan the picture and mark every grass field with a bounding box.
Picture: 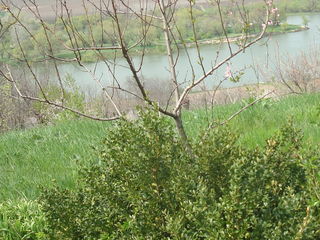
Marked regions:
[1,92,320,201]
[0,120,110,201]
[184,93,320,147]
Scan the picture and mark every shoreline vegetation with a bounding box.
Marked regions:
[49,24,309,63]
[184,24,308,47]
[0,23,308,65]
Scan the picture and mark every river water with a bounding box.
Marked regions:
[57,14,320,94]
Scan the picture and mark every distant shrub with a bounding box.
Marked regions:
[40,110,319,239]
[0,199,49,240]
[33,74,85,124]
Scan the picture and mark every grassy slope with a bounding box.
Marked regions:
[184,93,320,147]
[0,120,110,201]
[1,93,320,201]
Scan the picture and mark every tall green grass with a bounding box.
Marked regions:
[0,199,48,240]
[184,93,320,147]
[1,93,320,201]
[0,120,110,201]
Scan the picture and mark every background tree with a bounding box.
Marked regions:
[0,0,274,150]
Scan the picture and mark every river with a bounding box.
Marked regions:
[56,14,320,94]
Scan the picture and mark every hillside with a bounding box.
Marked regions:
[1,92,320,201]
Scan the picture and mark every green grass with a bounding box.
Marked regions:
[266,24,305,33]
[0,120,110,201]
[184,93,320,148]
[0,199,48,239]
[1,93,320,201]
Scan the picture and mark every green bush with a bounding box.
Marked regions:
[0,199,49,240]
[40,110,319,239]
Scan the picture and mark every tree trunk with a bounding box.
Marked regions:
[174,115,193,156]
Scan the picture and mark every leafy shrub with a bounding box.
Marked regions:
[216,124,307,239]
[0,199,49,240]
[40,110,319,239]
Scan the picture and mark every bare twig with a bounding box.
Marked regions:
[216,90,275,127]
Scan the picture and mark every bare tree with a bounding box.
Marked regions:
[262,45,320,94]
[0,0,274,151]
